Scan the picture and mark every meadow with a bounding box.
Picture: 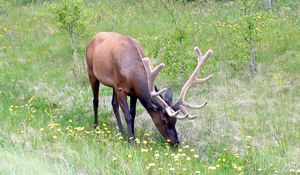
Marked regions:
[0,0,299,174]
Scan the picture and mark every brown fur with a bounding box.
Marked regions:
[86,32,179,145]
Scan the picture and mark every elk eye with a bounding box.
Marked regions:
[151,99,162,111]
[162,117,168,125]
[152,104,159,111]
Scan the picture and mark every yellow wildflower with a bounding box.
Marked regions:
[208,166,217,170]
[183,145,190,149]
[48,123,60,129]
[135,138,140,144]
[141,148,148,153]
[257,168,262,172]
[74,126,84,132]
[148,163,155,167]
[237,166,242,171]
[233,164,238,169]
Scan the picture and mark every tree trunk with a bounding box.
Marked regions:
[247,0,257,75]
[67,27,81,83]
[70,32,77,58]
[67,24,77,59]
[249,36,257,74]
[268,0,273,13]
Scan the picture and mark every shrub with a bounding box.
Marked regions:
[52,0,87,56]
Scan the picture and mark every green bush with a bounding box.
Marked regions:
[52,0,87,55]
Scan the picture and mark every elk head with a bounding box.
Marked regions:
[142,47,213,145]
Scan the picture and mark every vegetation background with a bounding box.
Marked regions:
[0,0,299,174]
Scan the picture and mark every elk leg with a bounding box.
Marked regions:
[115,89,135,145]
[89,73,100,129]
[112,89,125,135]
[129,96,137,135]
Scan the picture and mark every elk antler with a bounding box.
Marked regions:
[142,58,181,117]
[177,47,213,119]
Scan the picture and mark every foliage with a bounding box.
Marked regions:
[149,0,199,83]
[239,0,258,74]
[52,0,87,55]
[52,0,88,84]
[212,0,268,72]
[8,0,44,6]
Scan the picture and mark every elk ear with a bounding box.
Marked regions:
[164,88,173,106]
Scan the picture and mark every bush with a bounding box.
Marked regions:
[52,0,88,84]
[52,0,87,56]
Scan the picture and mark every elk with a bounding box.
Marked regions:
[86,32,213,146]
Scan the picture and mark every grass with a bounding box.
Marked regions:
[0,0,299,174]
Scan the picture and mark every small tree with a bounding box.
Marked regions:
[159,0,192,82]
[240,0,259,75]
[53,0,87,83]
[54,0,86,58]
[268,0,273,13]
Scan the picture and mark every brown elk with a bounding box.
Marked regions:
[86,32,213,146]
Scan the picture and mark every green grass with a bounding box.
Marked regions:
[0,0,299,174]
